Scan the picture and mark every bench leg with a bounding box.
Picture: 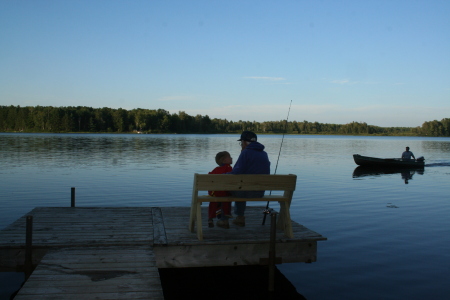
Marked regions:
[278,202,294,239]
[189,202,197,232]
[196,204,203,240]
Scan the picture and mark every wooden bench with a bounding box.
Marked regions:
[189,173,297,240]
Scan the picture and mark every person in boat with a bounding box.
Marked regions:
[401,147,416,161]
[207,151,233,229]
[226,131,271,227]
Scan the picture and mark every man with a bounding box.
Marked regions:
[401,146,416,160]
[228,131,270,226]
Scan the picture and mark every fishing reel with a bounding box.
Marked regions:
[263,208,274,215]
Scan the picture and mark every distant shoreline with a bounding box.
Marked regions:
[1,105,448,137]
[0,130,438,138]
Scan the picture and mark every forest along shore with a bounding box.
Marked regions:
[1,105,449,136]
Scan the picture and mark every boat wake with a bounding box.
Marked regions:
[425,162,450,167]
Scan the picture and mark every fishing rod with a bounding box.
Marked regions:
[262,100,292,225]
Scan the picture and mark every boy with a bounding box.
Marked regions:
[208,151,233,229]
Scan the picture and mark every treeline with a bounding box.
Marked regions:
[419,119,450,137]
[1,105,449,136]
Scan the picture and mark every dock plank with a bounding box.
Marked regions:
[0,207,154,247]
[160,206,325,244]
[14,246,164,300]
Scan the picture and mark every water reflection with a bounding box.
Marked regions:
[0,133,213,169]
[352,166,424,184]
[421,140,450,152]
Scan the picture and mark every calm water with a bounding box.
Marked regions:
[1,133,450,300]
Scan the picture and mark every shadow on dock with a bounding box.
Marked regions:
[159,265,306,300]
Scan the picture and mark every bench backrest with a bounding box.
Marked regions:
[193,173,297,193]
[190,173,297,240]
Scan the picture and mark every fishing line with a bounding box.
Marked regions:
[273,100,292,175]
[262,100,292,225]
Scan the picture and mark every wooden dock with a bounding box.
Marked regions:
[0,206,326,299]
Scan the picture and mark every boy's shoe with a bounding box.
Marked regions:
[208,218,214,228]
[216,219,230,229]
[233,216,245,227]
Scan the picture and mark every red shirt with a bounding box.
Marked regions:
[208,164,233,197]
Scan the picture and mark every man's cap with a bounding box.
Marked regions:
[238,131,257,142]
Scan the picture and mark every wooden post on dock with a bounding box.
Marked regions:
[25,215,33,279]
[71,187,75,207]
[268,212,277,292]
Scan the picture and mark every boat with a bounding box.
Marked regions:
[353,154,425,168]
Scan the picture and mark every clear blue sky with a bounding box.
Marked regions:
[1,0,449,127]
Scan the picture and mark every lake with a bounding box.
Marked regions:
[1,133,449,300]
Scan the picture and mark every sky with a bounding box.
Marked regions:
[1,0,449,127]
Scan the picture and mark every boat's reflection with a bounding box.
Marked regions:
[352,166,424,184]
